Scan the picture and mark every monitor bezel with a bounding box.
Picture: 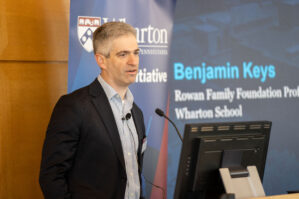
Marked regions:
[174,121,272,199]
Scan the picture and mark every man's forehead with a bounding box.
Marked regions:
[110,35,139,52]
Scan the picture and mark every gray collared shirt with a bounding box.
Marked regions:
[98,76,140,199]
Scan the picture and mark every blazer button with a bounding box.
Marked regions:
[121,176,126,182]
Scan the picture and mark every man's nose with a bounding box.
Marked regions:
[127,54,139,65]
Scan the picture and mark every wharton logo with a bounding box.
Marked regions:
[76,16,169,55]
[77,16,101,52]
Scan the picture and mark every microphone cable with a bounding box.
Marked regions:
[142,173,166,199]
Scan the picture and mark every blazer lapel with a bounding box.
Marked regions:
[131,106,143,145]
[131,105,144,163]
[89,79,126,170]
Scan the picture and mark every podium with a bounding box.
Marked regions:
[249,193,299,199]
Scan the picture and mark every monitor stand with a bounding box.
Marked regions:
[219,166,265,199]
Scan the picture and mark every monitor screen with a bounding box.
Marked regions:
[174,121,271,199]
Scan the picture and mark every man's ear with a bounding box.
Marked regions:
[95,53,106,69]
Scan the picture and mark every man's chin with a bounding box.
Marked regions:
[121,79,136,87]
[128,76,137,83]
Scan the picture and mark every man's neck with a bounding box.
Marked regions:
[116,88,127,100]
[100,75,128,100]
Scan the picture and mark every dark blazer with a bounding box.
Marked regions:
[39,79,146,199]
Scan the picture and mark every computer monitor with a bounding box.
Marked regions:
[174,121,271,199]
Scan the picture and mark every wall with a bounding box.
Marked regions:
[0,0,69,198]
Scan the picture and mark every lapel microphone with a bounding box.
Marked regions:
[122,113,132,121]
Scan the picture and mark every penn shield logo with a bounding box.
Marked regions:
[77,16,101,52]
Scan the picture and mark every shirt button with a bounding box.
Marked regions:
[128,152,131,156]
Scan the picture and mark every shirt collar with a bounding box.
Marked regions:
[97,75,134,110]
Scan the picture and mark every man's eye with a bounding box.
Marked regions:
[119,53,127,57]
[134,51,140,56]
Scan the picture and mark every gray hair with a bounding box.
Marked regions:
[92,22,136,56]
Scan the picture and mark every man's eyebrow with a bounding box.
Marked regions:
[115,49,140,55]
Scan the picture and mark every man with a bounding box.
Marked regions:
[39,22,146,199]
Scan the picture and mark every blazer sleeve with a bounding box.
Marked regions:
[39,95,81,199]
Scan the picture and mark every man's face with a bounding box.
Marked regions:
[99,34,139,90]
